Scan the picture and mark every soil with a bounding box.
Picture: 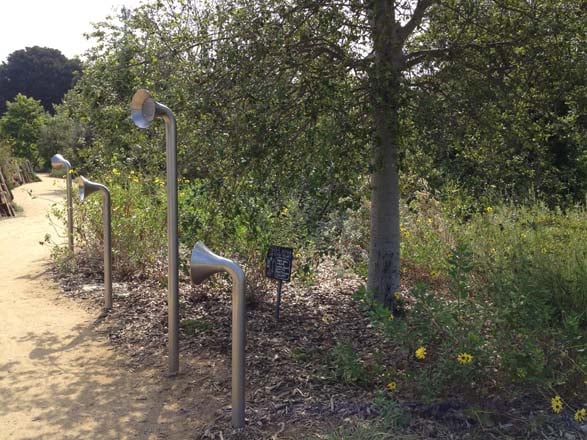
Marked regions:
[0,176,218,440]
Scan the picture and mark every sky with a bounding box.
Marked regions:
[0,0,145,63]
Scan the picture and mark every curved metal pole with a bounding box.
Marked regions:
[130,91,179,375]
[190,242,246,428]
[79,176,112,310]
[157,102,179,375]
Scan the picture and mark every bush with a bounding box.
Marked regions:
[357,201,587,411]
[73,168,167,278]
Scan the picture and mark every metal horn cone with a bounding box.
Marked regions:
[190,241,232,284]
[51,153,71,169]
[78,176,102,201]
[130,89,156,128]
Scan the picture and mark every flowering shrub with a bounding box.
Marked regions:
[355,201,587,417]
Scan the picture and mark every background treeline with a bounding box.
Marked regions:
[0,46,81,169]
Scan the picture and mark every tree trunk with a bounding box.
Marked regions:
[367,0,403,308]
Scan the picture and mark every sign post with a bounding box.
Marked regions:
[265,245,293,321]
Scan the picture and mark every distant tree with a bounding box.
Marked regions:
[39,111,88,170]
[0,46,81,115]
[0,94,46,166]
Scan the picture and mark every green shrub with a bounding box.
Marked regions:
[328,342,369,386]
[458,205,587,394]
[358,201,587,407]
[179,178,316,285]
[73,168,167,278]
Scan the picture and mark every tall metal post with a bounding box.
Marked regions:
[103,188,113,309]
[230,264,246,428]
[130,90,179,375]
[160,105,179,375]
[66,170,74,252]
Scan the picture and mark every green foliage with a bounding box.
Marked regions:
[328,342,369,386]
[180,318,210,334]
[38,112,88,171]
[53,0,370,283]
[0,94,46,167]
[405,0,587,207]
[356,201,587,404]
[51,0,586,306]
[73,169,167,278]
[459,205,587,391]
[325,395,409,439]
[0,46,80,115]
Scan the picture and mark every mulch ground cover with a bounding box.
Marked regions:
[53,253,586,439]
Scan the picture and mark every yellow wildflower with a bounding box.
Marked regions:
[394,291,401,300]
[415,346,427,360]
[457,352,473,365]
[131,176,139,183]
[575,408,586,422]
[386,381,397,392]
[485,206,494,214]
[112,168,120,176]
[388,313,394,321]
[551,395,563,414]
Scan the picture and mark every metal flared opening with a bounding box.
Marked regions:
[51,153,71,170]
[130,89,156,128]
[78,175,102,201]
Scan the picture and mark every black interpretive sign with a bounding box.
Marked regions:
[265,245,293,282]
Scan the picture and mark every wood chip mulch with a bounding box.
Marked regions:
[52,254,587,439]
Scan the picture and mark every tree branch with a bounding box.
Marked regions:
[404,40,518,69]
[397,0,436,44]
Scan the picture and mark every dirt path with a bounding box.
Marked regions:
[0,176,216,440]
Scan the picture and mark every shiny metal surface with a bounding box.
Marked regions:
[78,176,112,310]
[130,89,179,375]
[130,89,156,128]
[50,153,71,169]
[50,154,73,251]
[190,242,246,428]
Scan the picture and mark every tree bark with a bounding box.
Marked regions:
[367,0,403,308]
